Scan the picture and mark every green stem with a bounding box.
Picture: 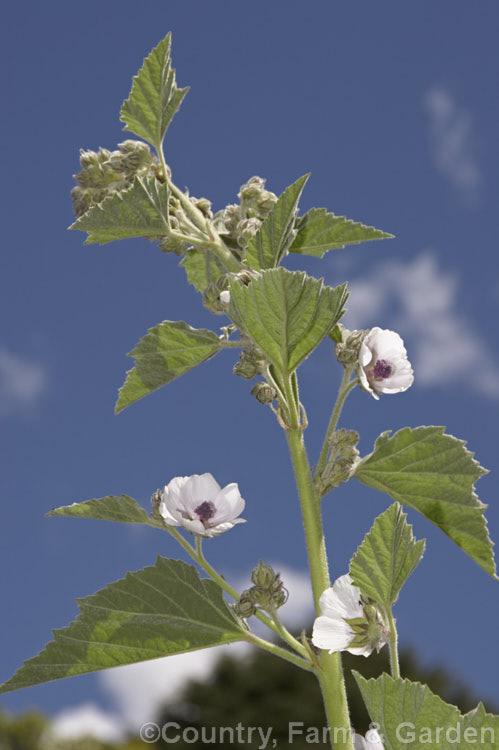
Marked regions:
[161,526,309,661]
[315,367,357,480]
[156,142,241,273]
[283,377,353,750]
[245,632,314,673]
[386,607,400,679]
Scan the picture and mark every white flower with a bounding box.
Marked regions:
[219,290,230,305]
[159,473,245,537]
[358,327,414,400]
[312,574,388,657]
[354,730,385,750]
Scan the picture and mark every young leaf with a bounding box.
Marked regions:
[120,33,189,148]
[180,247,230,293]
[350,503,425,608]
[355,672,499,750]
[355,427,496,578]
[245,174,309,270]
[69,176,169,245]
[228,268,348,376]
[289,207,393,258]
[0,558,245,694]
[47,495,149,525]
[116,321,224,413]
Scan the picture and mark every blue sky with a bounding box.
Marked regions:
[1,0,498,740]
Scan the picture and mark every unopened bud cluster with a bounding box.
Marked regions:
[233,345,266,380]
[235,562,289,618]
[71,140,158,218]
[335,329,367,366]
[203,269,260,315]
[213,176,277,255]
[319,429,360,492]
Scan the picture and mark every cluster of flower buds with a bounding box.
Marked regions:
[235,561,289,618]
[157,192,213,256]
[335,327,367,366]
[213,176,277,254]
[233,344,266,379]
[203,268,260,315]
[71,140,158,218]
[319,429,360,493]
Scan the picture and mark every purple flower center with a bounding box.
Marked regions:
[194,501,216,524]
[373,359,392,380]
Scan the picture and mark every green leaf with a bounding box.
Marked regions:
[180,247,229,293]
[116,321,223,414]
[0,558,245,694]
[355,672,499,750]
[69,176,169,245]
[120,33,189,147]
[245,175,309,270]
[350,503,425,608]
[289,207,393,258]
[228,268,348,376]
[47,495,149,525]
[355,427,496,578]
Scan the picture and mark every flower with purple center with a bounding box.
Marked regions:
[159,473,246,537]
[358,327,414,400]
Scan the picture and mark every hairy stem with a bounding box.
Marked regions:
[283,376,353,750]
[386,607,400,680]
[315,366,357,480]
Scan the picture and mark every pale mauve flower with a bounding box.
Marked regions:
[358,327,414,399]
[159,473,245,537]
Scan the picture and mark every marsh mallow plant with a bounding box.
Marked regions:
[2,34,498,750]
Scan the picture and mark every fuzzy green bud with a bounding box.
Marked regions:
[150,489,163,523]
[319,429,360,493]
[235,591,256,619]
[233,346,266,380]
[250,382,277,404]
[251,561,277,588]
[335,329,367,366]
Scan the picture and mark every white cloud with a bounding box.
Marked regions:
[424,88,482,202]
[0,346,47,416]
[100,643,249,732]
[51,703,124,743]
[344,253,499,398]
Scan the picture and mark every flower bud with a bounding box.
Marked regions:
[150,489,163,522]
[251,561,277,588]
[320,429,360,492]
[234,591,256,619]
[250,382,277,404]
[203,284,230,314]
[233,346,266,380]
[236,217,261,248]
[191,196,213,219]
[335,329,367,366]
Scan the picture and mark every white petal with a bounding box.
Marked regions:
[158,500,180,526]
[319,574,363,620]
[365,730,384,749]
[181,517,207,535]
[211,483,245,524]
[312,615,353,652]
[181,473,222,513]
[354,736,368,750]
[346,643,374,657]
